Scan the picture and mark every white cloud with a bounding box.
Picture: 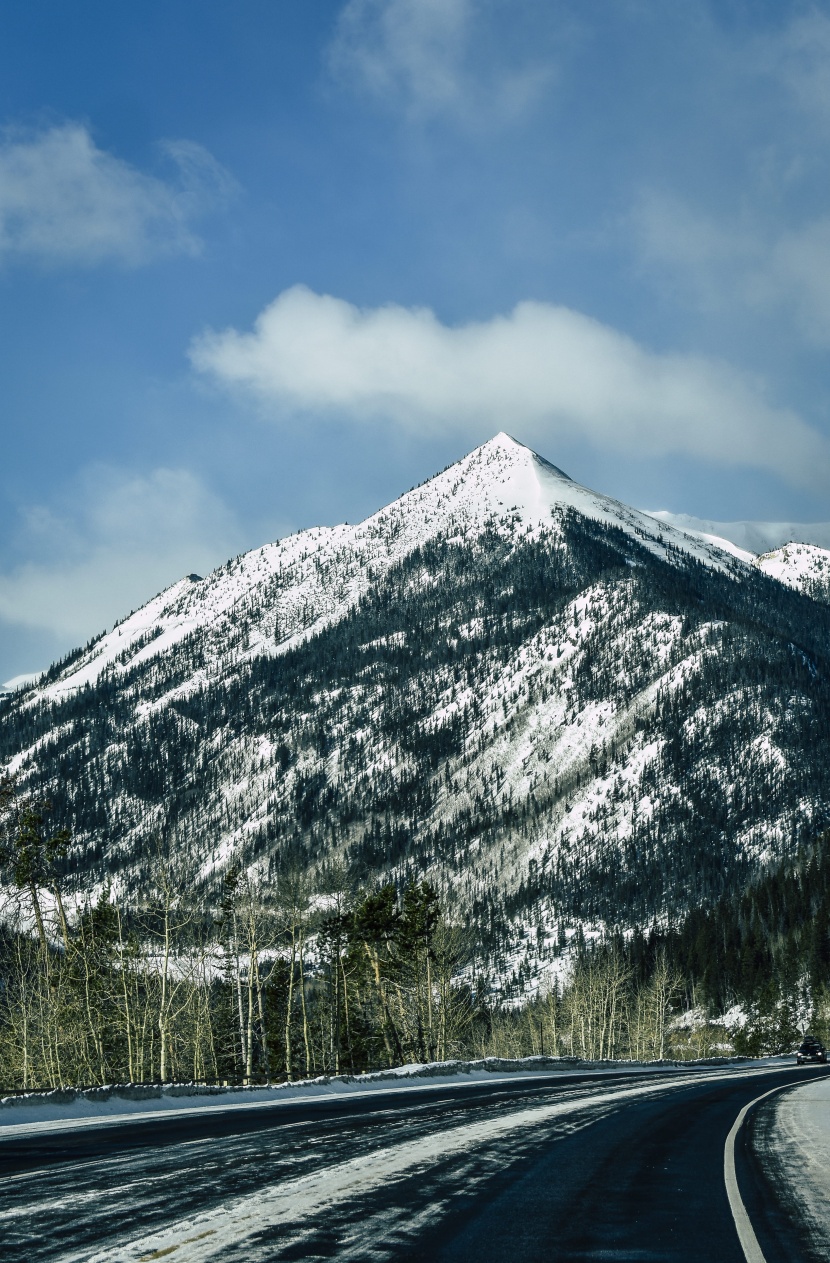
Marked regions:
[0,468,243,640]
[0,123,235,266]
[327,0,553,126]
[190,284,830,490]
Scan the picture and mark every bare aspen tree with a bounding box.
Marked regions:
[565,947,631,1060]
[319,861,357,1074]
[238,871,276,1082]
[644,950,683,1060]
[277,867,312,1080]
[432,919,472,1061]
[144,846,195,1083]
[115,905,135,1082]
[219,866,248,1079]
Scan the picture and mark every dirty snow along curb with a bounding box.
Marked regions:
[0,1054,774,1135]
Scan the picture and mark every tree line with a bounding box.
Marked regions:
[2,773,828,1091]
[0,772,720,1091]
[0,772,480,1088]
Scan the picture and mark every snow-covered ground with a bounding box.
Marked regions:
[645,510,830,597]
[767,1075,830,1255]
[756,542,830,593]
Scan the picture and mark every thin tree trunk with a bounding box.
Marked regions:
[51,881,71,953]
[298,934,310,1077]
[232,912,246,1079]
[116,906,135,1082]
[246,959,255,1081]
[426,953,434,1061]
[332,939,341,1074]
[28,881,48,956]
[363,943,396,1066]
[284,930,296,1079]
[340,956,354,1073]
[159,906,171,1083]
[255,955,270,1083]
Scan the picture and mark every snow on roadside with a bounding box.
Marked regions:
[766,1074,830,1255]
[0,1054,778,1136]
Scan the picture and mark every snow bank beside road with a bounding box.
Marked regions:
[768,1075,830,1254]
[0,1055,769,1136]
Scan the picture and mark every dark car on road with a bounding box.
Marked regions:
[796,1036,828,1065]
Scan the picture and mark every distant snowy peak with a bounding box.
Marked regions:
[645,510,830,557]
[0,672,43,696]
[28,433,749,703]
[644,509,830,600]
[756,542,830,599]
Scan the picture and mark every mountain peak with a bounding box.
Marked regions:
[472,431,572,482]
[4,426,829,1012]
[486,430,528,453]
[23,433,752,704]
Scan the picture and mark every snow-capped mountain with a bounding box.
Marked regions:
[24,434,746,705]
[3,434,830,994]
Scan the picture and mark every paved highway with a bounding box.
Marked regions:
[0,1063,826,1262]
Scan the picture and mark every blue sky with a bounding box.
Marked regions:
[2,0,830,682]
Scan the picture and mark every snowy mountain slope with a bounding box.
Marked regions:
[30,434,745,706]
[756,543,830,602]
[2,434,830,997]
[640,522,757,565]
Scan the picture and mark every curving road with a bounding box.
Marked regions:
[0,1064,826,1262]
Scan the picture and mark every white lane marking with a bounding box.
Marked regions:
[724,1081,800,1263]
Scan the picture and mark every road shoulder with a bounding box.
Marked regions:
[748,1071,830,1263]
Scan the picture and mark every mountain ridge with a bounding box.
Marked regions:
[13,434,752,707]
[646,508,830,557]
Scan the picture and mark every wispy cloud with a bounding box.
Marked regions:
[190,284,830,490]
[630,9,830,347]
[327,0,555,127]
[0,467,243,640]
[633,190,830,347]
[0,123,235,266]
[757,7,830,130]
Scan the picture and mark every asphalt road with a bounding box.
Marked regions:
[1,1063,826,1262]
